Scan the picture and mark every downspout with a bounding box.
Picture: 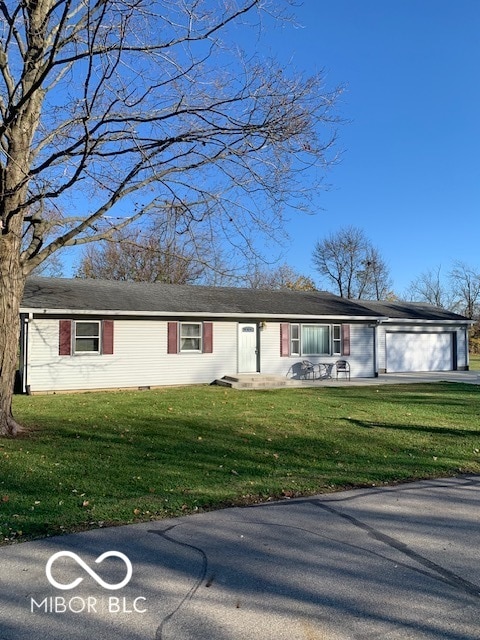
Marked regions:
[370,320,381,377]
[466,326,470,371]
[19,313,31,394]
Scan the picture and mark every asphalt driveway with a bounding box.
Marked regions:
[1,476,479,639]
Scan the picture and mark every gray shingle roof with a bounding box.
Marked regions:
[21,277,470,322]
[22,277,380,318]
[354,299,470,322]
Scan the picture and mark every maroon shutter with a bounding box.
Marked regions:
[342,324,351,356]
[59,320,72,355]
[203,322,213,353]
[102,320,114,355]
[167,322,178,354]
[280,323,290,357]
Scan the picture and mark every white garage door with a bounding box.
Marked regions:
[386,332,453,373]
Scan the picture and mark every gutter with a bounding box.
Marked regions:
[20,307,471,324]
[20,308,388,322]
[379,318,474,326]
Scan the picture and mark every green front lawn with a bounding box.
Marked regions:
[469,354,480,370]
[1,382,479,543]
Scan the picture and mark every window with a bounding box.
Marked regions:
[74,321,100,353]
[169,322,213,354]
[333,324,342,355]
[280,323,345,357]
[180,323,202,352]
[302,325,330,355]
[290,324,300,356]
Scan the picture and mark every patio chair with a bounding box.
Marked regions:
[335,360,350,380]
[301,360,316,380]
[317,363,333,379]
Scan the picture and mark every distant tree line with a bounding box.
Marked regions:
[40,222,480,352]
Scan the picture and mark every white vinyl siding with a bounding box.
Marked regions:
[27,319,376,392]
[348,324,375,377]
[27,318,468,392]
[263,322,375,379]
[26,319,235,392]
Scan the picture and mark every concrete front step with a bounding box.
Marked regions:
[214,374,304,389]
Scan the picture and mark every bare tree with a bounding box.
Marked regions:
[405,266,454,308]
[76,212,221,284]
[31,251,65,277]
[246,262,316,290]
[312,226,391,299]
[77,231,204,284]
[356,246,392,300]
[27,207,65,276]
[449,261,480,319]
[0,0,342,435]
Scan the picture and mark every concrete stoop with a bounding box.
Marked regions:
[214,374,305,390]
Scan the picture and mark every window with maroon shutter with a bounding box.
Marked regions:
[167,322,178,354]
[281,323,350,357]
[59,320,72,355]
[59,320,114,355]
[342,324,351,356]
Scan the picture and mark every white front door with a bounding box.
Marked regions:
[238,323,259,373]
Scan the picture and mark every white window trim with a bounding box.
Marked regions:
[74,320,101,355]
[291,323,343,357]
[332,324,342,356]
[290,323,300,356]
[180,322,203,353]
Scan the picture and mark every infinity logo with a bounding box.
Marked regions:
[46,551,133,591]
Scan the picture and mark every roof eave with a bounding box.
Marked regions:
[380,318,474,325]
[21,307,385,322]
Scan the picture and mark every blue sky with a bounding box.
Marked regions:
[259,0,480,295]
[56,1,479,296]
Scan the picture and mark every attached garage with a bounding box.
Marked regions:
[386,331,454,373]
[355,299,471,375]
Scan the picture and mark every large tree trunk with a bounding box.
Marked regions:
[0,241,25,437]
